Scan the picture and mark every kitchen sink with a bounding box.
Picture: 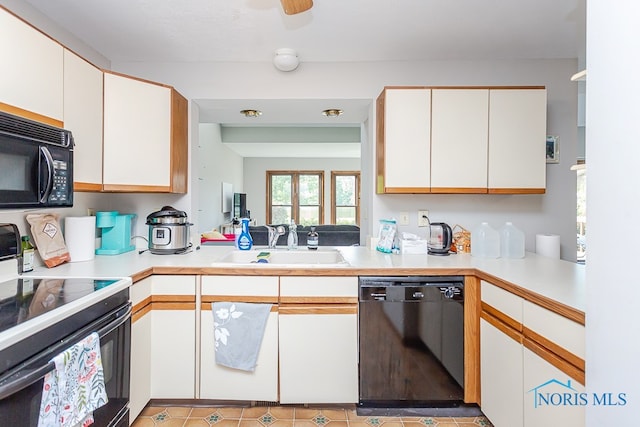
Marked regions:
[212,248,350,267]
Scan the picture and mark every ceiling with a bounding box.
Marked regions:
[20,0,586,157]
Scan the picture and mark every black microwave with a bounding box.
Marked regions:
[0,111,74,209]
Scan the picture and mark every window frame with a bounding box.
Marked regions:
[331,171,361,225]
[266,170,324,225]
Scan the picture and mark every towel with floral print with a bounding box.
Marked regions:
[212,302,272,372]
[38,332,108,427]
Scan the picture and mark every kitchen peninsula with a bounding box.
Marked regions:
[23,245,585,426]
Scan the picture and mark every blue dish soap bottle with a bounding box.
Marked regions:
[236,218,253,251]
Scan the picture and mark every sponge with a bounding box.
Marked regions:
[256,252,271,263]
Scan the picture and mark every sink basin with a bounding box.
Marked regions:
[212,249,350,267]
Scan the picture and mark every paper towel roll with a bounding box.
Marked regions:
[64,216,96,262]
[536,233,560,259]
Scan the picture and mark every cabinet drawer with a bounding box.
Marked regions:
[201,276,279,297]
[523,300,585,359]
[151,275,196,295]
[279,276,358,299]
[481,280,523,323]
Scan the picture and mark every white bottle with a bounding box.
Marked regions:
[500,222,525,258]
[287,220,298,250]
[471,222,500,258]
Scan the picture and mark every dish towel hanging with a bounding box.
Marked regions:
[38,332,108,427]
[212,302,272,372]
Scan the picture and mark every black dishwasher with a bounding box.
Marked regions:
[358,276,465,409]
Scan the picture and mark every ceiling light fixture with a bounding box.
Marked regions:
[322,109,343,117]
[240,109,262,118]
[273,48,299,72]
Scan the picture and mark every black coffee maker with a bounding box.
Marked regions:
[427,222,453,255]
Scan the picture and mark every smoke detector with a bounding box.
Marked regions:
[273,48,299,72]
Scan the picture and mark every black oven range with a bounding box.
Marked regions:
[0,276,131,426]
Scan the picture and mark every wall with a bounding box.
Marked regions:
[0,0,109,69]
[243,157,361,226]
[198,123,244,233]
[585,1,640,424]
[116,58,579,260]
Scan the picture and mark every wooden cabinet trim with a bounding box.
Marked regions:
[279,304,357,315]
[431,187,488,194]
[524,337,585,386]
[74,182,104,192]
[132,301,152,323]
[488,188,545,194]
[279,296,358,304]
[464,276,481,404]
[151,302,196,311]
[0,102,63,127]
[481,310,523,344]
[382,187,431,194]
[481,302,523,333]
[201,295,278,304]
[477,275,584,325]
[201,302,278,312]
[523,326,585,372]
[102,184,172,193]
[152,295,196,303]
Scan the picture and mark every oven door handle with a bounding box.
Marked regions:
[0,361,55,400]
[0,304,131,400]
[95,304,131,337]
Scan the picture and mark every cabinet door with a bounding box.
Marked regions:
[488,89,547,192]
[63,49,103,190]
[481,318,524,427]
[200,308,279,401]
[523,348,585,427]
[0,9,63,123]
[149,275,196,399]
[130,310,151,424]
[380,88,431,192]
[200,275,279,401]
[430,89,489,191]
[129,277,152,423]
[103,72,172,190]
[279,308,358,404]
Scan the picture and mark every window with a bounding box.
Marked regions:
[331,171,360,225]
[267,171,324,226]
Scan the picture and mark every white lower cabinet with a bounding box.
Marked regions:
[480,280,585,427]
[523,348,585,427]
[199,276,279,401]
[129,277,152,424]
[278,276,359,404]
[279,309,358,403]
[480,318,524,427]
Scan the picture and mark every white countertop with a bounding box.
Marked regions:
[22,246,585,314]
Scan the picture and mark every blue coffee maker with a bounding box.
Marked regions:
[95,211,136,255]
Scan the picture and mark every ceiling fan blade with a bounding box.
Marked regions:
[280,0,313,15]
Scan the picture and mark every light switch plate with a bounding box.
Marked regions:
[399,212,410,226]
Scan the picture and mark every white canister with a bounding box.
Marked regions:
[64,216,97,262]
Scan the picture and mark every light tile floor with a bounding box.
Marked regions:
[131,406,494,427]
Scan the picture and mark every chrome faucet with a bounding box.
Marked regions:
[265,225,286,248]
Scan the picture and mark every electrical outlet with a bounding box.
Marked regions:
[418,210,430,227]
[399,212,410,226]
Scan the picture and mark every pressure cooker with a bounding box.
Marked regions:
[146,206,193,254]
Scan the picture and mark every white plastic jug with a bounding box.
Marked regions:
[500,222,525,258]
[471,222,500,258]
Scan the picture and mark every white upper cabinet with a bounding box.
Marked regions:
[63,49,103,190]
[488,89,547,192]
[103,72,188,193]
[0,8,63,123]
[431,89,489,191]
[377,88,431,193]
[377,86,547,194]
